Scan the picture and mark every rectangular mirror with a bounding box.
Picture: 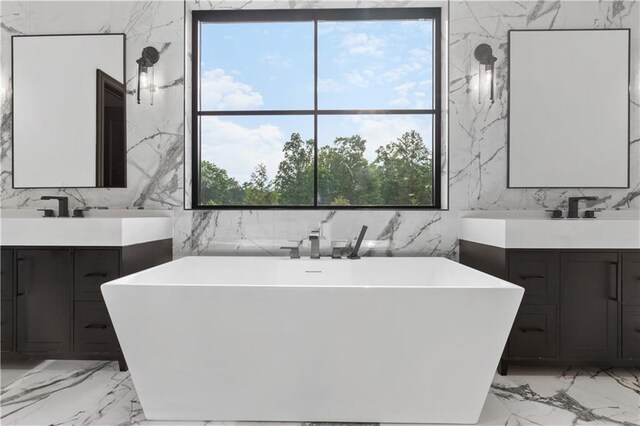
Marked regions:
[508,29,629,188]
[12,34,126,188]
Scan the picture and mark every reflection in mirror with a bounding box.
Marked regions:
[96,70,126,187]
[12,34,126,188]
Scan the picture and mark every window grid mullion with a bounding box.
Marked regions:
[196,110,437,115]
[313,19,319,207]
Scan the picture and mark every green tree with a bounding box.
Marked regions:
[242,163,278,205]
[274,133,314,205]
[200,160,243,205]
[373,130,433,206]
[318,135,381,205]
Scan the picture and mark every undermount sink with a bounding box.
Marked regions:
[459,210,640,249]
[0,209,173,247]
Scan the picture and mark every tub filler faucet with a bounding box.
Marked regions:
[309,229,320,259]
[348,225,368,260]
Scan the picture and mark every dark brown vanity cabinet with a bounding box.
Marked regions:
[1,240,171,367]
[459,240,639,373]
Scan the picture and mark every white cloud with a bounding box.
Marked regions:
[345,69,375,88]
[380,48,429,83]
[390,81,429,108]
[318,78,342,93]
[342,32,385,57]
[201,117,285,183]
[200,68,263,110]
[261,53,291,69]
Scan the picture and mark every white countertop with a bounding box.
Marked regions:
[0,209,173,247]
[459,210,640,249]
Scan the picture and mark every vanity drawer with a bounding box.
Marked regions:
[508,251,559,305]
[622,253,640,305]
[73,301,118,353]
[74,249,120,301]
[622,306,640,359]
[1,299,14,352]
[508,305,558,358]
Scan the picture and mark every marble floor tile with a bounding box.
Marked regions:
[1,360,638,426]
[0,360,45,388]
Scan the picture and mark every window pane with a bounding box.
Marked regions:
[199,116,314,206]
[200,22,314,111]
[317,115,434,206]
[318,20,433,110]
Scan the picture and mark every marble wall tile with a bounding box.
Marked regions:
[1,0,638,260]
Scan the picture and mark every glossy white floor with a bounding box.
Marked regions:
[0,359,638,426]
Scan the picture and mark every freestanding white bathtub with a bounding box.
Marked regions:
[102,256,523,424]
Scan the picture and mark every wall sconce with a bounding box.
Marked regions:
[136,46,160,105]
[474,43,497,104]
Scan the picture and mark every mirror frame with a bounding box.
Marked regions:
[506,28,631,189]
[11,33,127,189]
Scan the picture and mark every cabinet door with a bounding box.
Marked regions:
[16,249,72,353]
[1,249,15,352]
[1,249,14,300]
[508,251,559,304]
[560,252,618,359]
[1,299,14,352]
[622,252,640,305]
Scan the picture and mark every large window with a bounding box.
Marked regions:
[192,8,441,209]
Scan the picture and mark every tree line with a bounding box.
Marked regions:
[200,130,433,206]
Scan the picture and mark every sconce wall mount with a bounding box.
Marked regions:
[136,46,160,105]
[474,43,497,104]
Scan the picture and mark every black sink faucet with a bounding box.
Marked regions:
[567,196,597,219]
[40,196,69,217]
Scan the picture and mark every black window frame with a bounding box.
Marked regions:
[191,8,442,210]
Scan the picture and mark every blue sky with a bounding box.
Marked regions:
[200,19,433,183]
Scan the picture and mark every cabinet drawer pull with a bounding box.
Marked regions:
[83,272,108,278]
[520,275,545,280]
[520,327,545,333]
[84,323,108,329]
[607,263,618,301]
[16,292,24,297]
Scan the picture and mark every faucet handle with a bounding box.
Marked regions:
[280,241,301,259]
[331,240,348,259]
[545,209,563,219]
[73,207,90,218]
[37,208,55,218]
